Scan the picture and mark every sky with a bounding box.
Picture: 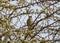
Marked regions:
[10,1,60,41]
[0,0,60,42]
[9,1,60,28]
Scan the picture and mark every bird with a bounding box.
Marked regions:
[27,16,32,30]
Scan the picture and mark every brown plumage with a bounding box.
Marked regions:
[27,16,32,30]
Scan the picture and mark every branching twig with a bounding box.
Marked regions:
[30,19,60,40]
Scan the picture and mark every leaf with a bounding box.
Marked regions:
[18,0,26,5]
[22,40,28,43]
[9,5,16,10]
[1,0,8,3]
[26,30,34,35]
[10,25,16,29]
